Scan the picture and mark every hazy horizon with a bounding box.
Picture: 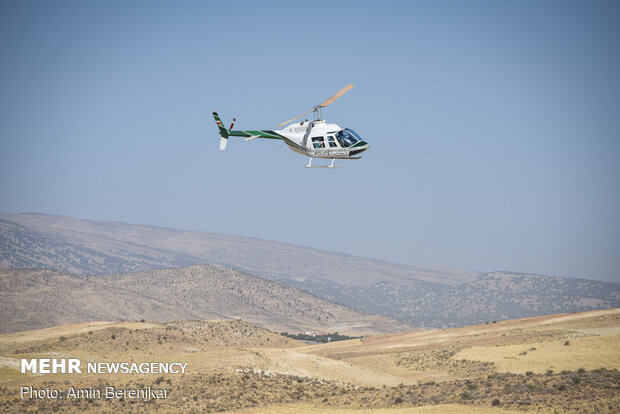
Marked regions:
[1,1,619,283]
[2,210,618,284]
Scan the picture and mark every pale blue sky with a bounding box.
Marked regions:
[1,1,619,282]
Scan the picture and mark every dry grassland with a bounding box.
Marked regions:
[454,334,620,374]
[0,321,159,344]
[229,402,526,413]
[0,309,618,413]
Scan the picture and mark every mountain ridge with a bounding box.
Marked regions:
[2,212,618,328]
[0,212,479,286]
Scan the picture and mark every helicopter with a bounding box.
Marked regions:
[212,85,369,168]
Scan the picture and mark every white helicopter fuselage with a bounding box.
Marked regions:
[276,120,369,159]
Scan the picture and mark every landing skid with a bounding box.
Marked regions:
[305,158,342,169]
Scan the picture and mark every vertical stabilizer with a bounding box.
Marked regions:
[212,111,229,150]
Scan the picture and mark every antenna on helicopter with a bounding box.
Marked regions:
[277,84,354,127]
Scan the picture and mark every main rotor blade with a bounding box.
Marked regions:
[277,84,354,127]
[277,108,315,127]
[319,84,354,108]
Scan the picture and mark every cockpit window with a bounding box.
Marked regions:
[335,129,360,147]
[346,128,363,142]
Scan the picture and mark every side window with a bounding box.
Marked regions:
[311,136,325,148]
[327,136,338,147]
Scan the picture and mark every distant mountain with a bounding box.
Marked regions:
[0,213,479,286]
[0,266,412,335]
[297,271,620,328]
[1,213,619,328]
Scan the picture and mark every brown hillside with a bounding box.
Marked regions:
[0,266,412,335]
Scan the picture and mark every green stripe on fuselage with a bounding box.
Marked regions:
[228,129,305,152]
[229,130,284,139]
[228,130,251,137]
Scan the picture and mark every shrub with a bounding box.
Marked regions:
[546,369,553,375]
[492,398,500,406]
[572,376,581,384]
[460,391,471,400]
[564,340,570,346]
[111,334,116,340]
[155,376,165,385]
[525,371,534,376]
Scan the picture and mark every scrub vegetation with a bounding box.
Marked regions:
[0,309,618,413]
[280,332,362,343]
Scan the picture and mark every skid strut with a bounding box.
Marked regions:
[304,158,342,169]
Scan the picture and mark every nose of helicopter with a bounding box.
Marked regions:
[350,141,369,156]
